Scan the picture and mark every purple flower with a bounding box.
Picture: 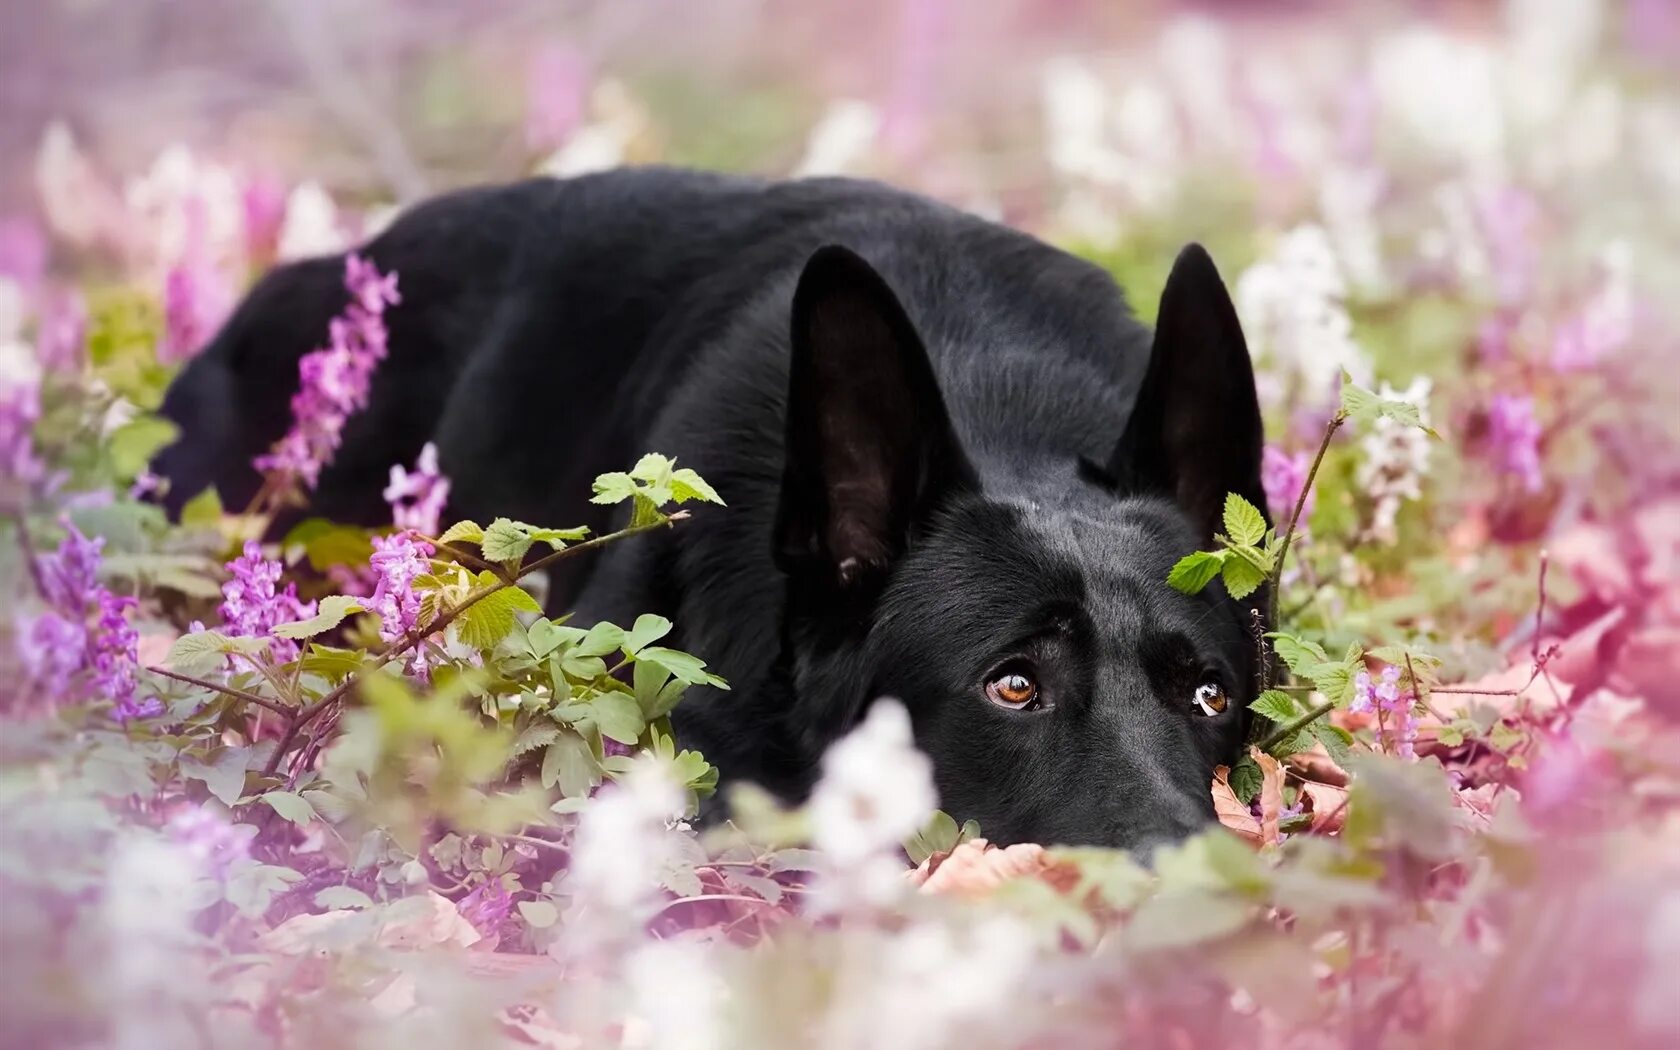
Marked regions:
[1354,665,1419,759]
[219,541,316,663]
[253,254,399,489]
[1261,445,1314,526]
[384,441,451,536]
[457,878,514,937]
[22,523,150,721]
[524,44,590,153]
[1350,670,1375,715]
[1486,393,1544,494]
[166,806,253,877]
[369,530,434,675]
[1,377,46,494]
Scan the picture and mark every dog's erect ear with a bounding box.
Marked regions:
[1109,244,1268,541]
[775,245,977,588]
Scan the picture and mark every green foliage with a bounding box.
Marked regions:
[904,809,984,865]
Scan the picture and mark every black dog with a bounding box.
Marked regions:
[153,168,1271,851]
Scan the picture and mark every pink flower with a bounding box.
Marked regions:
[1486,393,1544,494]
[166,806,253,877]
[1261,444,1314,526]
[219,541,316,663]
[21,523,151,721]
[253,254,399,490]
[369,531,434,676]
[240,174,288,264]
[1,377,46,494]
[384,442,451,536]
[160,259,235,364]
[524,44,591,153]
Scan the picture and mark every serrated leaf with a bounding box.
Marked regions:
[108,415,179,477]
[1249,690,1304,723]
[261,790,317,825]
[669,467,724,505]
[518,900,559,928]
[1228,754,1264,805]
[1312,723,1356,768]
[590,472,637,505]
[526,525,589,550]
[623,613,673,655]
[1167,551,1224,594]
[629,453,674,486]
[455,576,542,650]
[437,520,485,545]
[1220,555,1267,600]
[512,722,561,757]
[1222,493,1267,547]
[272,595,363,639]
[167,631,271,677]
[480,518,534,563]
[1267,632,1331,677]
[590,691,645,745]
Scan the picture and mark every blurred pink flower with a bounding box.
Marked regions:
[21,523,151,721]
[0,377,47,494]
[1486,393,1544,493]
[160,259,235,364]
[1261,444,1313,525]
[457,878,514,939]
[166,806,254,877]
[241,174,289,265]
[1476,187,1540,308]
[525,44,591,153]
[0,214,47,295]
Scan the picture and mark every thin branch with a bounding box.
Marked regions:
[1258,699,1337,752]
[261,511,688,776]
[147,666,295,718]
[1267,411,1344,642]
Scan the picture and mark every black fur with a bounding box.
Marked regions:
[153,168,1272,851]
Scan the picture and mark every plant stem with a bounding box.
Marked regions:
[260,510,687,777]
[147,666,296,718]
[1258,699,1337,752]
[1267,411,1345,638]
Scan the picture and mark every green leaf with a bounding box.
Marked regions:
[180,487,223,528]
[437,520,485,545]
[1249,690,1304,723]
[1340,370,1440,438]
[541,734,599,797]
[108,415,179,478]
[180,747,251,806]
[638,646,729,689]
[1222,493,1267,547]
[629,452,674,487]
[272,595,364,639]
[481,518,534,563]
[512,722,561,757]
[1312,723,1355,768]
[1167,551,1224,595]
[575,621,628,658]
[282,519,378,571]
[302,644,367,682]
[1267,632,1331,677]
[623,613,673,655]
[904,810,962,865]
[1228,754,1263,805]
[526,525,589,550]
[524,618,577,659]
[669,467,724,505]
[166,631,271,677]
[455,576,543,650]
[1220,555,1267,600]
[518,900,560,928]
[261,790,317,825]
[1267,730,1316,759]
[590,472,637,505]
[590,691,646,745]
[1126,892,1253,950]
[314,886,374,910]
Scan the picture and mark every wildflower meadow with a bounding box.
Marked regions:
[2,1,1678,1048]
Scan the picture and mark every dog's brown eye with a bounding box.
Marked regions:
[985,668,1040,710]
[1192,682,1227,716]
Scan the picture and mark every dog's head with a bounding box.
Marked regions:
[773,243,1269,853]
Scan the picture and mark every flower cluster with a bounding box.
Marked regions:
[165,806,254,878]
[19,524,152,722]
[1261,444,1314,527]
[384,441,451,536]
[1236,225,1372,403]
[456,877,514,938]
[809,699,936,872]
[219,541,316,663]
[1351,664,1418,759]
[1356,377,1434,543]
[369,530,434,675]
[1486,392,1544,494]
[253,254,399,490]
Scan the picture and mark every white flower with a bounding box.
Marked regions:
[623,939,730,1050]
[276,181,345,261]
[1356,376,1434,543]
[567,756,688,912]
[809,699,936,866]
[794,100,882,178]
[123,144,245,277]
[819,915,1039,1050]
[1638,889,1680,1035]
[1236,225,1372,401]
